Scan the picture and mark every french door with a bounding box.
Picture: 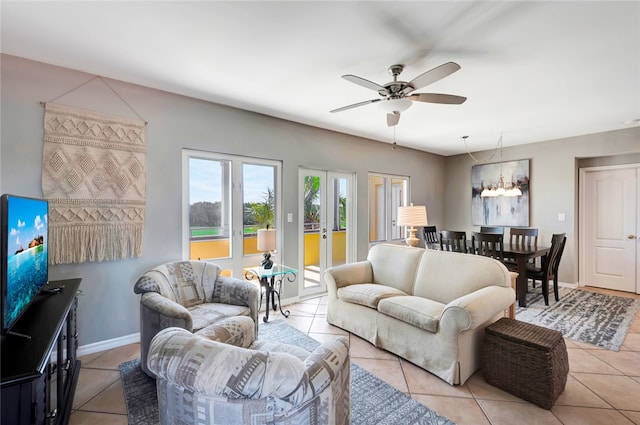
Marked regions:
[369,173,408,243]
[182,150,282,278]
[580,165,639,293]
[299,168,355,297]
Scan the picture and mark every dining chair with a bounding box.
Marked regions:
[509,227,539,246]
[471,232,504,261]
[480,226,504,234]
[439,230,468,253]
[505,227,539,269]
[526,233,566,305]
[423,226,439,249]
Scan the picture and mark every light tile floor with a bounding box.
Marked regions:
[70,287,640,425]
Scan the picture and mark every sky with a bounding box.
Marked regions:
[5,195,48,255]
[189,158,274,204]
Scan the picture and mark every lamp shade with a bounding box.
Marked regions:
[397,204,428,227]
[257,228,276,251]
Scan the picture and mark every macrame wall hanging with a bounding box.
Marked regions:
[41,76,147,264]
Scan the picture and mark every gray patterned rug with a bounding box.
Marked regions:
[516,287,640,351]
[120,320,455,425]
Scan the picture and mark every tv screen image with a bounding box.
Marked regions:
[1,194,49,333]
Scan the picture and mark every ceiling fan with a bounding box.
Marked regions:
[330,62,467,126]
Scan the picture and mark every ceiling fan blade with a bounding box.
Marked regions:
[342,75,390,95]
[387,112,400,127]
[407,93,467,104]
[330,98,382,113]
[401,62,462,95]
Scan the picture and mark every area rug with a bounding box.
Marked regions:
[516,287,640,351]
[120,320,455,425]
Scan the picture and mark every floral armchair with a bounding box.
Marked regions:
[133,260,259,376]
[147,325,350,425]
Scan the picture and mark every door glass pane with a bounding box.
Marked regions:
[369,175,386,242]
[331,177,348,267]
[391,178,405,240]
[242,163,276,256]
[188,158,231,260]
[303,175,322,289]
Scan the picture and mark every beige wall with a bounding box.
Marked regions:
[1,54,445,346]
[444,128,640,284]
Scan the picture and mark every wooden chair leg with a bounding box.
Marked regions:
[553,276,560,301]
[542,278,549,306]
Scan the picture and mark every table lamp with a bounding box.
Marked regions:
[257,228,276,269]
[397,204,428,247]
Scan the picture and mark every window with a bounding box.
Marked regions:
[183,150,281,277]
[369,173,409,243]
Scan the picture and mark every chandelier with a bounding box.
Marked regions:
[462,134,522,198]
[480,134,522,197]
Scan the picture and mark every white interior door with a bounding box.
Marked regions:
[581,166,639,293]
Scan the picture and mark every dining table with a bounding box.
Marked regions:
[502,243,551,307]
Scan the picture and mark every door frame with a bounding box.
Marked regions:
[579,163,639,293]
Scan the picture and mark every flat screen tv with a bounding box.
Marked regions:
[1,194,49,335]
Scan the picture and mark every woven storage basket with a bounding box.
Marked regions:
[482,318,569,409]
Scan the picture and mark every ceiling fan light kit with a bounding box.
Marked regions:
[378,98,412,113]
[331,61,467,128]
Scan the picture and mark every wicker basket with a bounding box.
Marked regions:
[482,318,569,409]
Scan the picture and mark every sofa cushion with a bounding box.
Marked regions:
[368,244,424,294]
[413,250,511,304]
[195,316,255,348]
[188,303,251,332]
[377,296,445,333]
[337,283,407,309]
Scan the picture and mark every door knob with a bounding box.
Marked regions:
[628,235,637,239]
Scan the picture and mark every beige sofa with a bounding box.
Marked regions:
[324,243,515,385]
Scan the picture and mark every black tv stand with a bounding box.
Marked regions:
[1,278,81,425]
[5,329,32,340]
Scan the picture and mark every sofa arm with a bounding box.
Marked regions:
[139,292,194,376]
[303,336,350,390]
[324,261,373,297]
[134,269,171,297]
[441,285,516,331]
[140,292,193,330]
[212,276,260,333]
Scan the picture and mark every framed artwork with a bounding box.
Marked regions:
[471,159,530,226]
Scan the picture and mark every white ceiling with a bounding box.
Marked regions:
[2,1,639,156]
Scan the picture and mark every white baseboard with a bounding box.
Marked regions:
[77,332,140,357]
[558,281,578,289]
